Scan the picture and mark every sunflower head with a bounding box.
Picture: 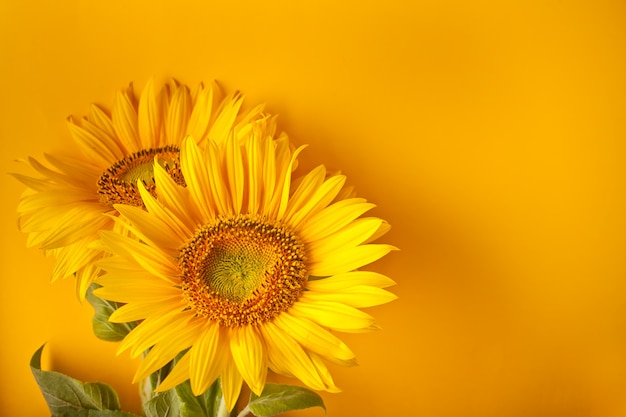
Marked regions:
[14,79,279,299]
[95,131,397,410]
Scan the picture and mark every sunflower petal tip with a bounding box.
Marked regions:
[371,323,383,331]
[131,371,149,385]
[323,382,342,393]
[116,338,136,357]
[153,382,172,393]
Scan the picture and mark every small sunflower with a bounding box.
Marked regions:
[94,134,397,410]
[13,80,276,298]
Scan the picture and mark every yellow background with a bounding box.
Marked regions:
[1,0,626,415]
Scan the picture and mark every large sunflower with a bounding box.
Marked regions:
[94,134,397,410]
[14,80,275,298]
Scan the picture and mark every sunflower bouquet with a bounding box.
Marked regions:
[14,80,397,417]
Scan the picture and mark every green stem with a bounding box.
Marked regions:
[236,405,251,417]
[139,354,174,405]
[216,394,230,417]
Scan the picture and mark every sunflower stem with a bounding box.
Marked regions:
[236,405,251,417]
[216,393,230,417]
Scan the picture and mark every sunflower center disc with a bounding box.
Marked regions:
[179,215,308,327]
[97,145,184,207]
[203,243,274,303]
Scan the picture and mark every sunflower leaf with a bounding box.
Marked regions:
[86,284,136,342]
[55,411,139,417]
[30,345,129,416]
[175,379,230,417]
[248,384,326,417]
[143,389,181,417]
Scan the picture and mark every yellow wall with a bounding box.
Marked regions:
[1,0,626,415]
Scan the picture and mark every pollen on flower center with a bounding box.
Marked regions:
[179,215,307,327]
[97,145,184,207]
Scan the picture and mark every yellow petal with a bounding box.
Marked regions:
[44,153,101,187]
[244,135,262,214]
[289,300,379,333]
[208,93,243,143]
[95,269,177,298]
[153,162,201,230]
[275,145,307,219]
[274,313,356,365]
[51,239,101,282]
[96,254,155,274]
[206,139,232,214]
[138,78,161,148]
[75,262,99,301]
[261,322,326,390]
[80,118,126,159]
[119,308,190,358]
[112,88,140,152]
[114,203,183,255]
[99,230,179,282]
[108,295,182,322]
[94,280,178,304]
[230,325,267,395]
[10,173,53,192]
[136,180,193,244]
[260,136,276,213]
[307,244,397,277]
[298,198,375,243]
[283,165,326,220]
[302,287,398,308]
[189,323,227,395]
[226,134,244,214]
[286,174,346,227]
[221,356,244,411]
[187,84,216,143]
[180,137,217,219]
[135,317,205,381]
[166,85,191,145]
[26,156,81,187]
[234,103,266,140]
[306,218,384,262]
[40,211,111,249]
[88,104,119,145]
[309,353,341,393]
[67,118,120,168]
[19,204,84,232]
[156,351,191,392]
[364,220,391,244]
[18,191,87,215]
[305,271,396,291]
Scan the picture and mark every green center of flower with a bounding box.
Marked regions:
[203,243,274,303]
[97,145,185,207]
[179,215,307,327]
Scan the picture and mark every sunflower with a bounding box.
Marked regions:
[13,79,276,298]
[94,133,397,410]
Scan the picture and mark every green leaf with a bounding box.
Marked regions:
[30,345,127,415]
[86,284,136,342]
[175,379,224,417]
[140,359,176,404]
[248,384,326,417]
[143,389,181,417]
[55,410,138,417]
